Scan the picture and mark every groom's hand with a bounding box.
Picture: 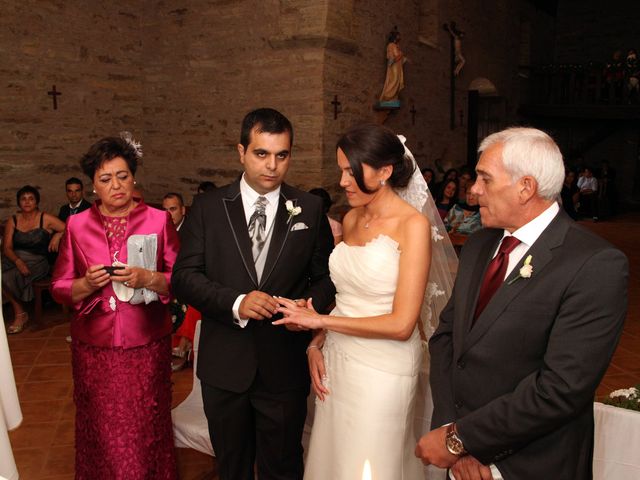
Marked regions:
[450,455,493,480]
[415,426,459,468]
[239,291,279,321]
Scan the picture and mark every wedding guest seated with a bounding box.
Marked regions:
[162,193,186,232]
[597,159,617,218]
[560,169,580,220]
[577,166,598,220]
[456,167,474,204]
[58,177,92,223]
[197,181,216,194]
[434,167,458,195]
[171,305,200,372]
[1,186,65,334]
[421,167,435,190]
[444,190,482,236]
[309,187,343,245]
[435,179,458,220]
[163,191,190,370]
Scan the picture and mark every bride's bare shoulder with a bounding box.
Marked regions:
[399,208,430,243]
[342,208,360,232]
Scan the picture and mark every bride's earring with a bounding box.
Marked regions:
[380,179,386,186]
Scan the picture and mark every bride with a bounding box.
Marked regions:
[275,124,456,479]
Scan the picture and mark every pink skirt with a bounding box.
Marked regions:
[72,335,177,479]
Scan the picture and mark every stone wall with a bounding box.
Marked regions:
[0,0,557,220]
[139,0,330,205]
[0,0,143,218]
[319,0,556,204]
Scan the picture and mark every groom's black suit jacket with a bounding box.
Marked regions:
[172,180,335,393]
[430,210,628,479]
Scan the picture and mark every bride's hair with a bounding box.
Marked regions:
[337,124,415,194]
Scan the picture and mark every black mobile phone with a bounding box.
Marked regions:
[103,266,125,275]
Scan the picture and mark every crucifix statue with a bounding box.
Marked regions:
[446,22,466,77]
[48,85,62,110]
[331,95,341,119]
[443,22,465,130]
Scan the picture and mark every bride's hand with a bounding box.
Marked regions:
[307,346,330,401]
[273,298,325,330]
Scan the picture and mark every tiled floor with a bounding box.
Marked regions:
[5,213,640,479]
[5,309,216,479]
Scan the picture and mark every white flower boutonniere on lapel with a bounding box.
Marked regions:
[508,255,533,285]
[285,200,302,224]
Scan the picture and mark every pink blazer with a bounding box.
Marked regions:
[51,201,180,349]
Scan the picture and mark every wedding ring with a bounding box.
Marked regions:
[124,281,130,287]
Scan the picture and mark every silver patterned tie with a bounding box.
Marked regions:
[248,196,267,261]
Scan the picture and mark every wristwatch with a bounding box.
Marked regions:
[445,423,467,456]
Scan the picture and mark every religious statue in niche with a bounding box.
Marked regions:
[378,26,407,108]
[445,22,465,77]
[625,49,639,103]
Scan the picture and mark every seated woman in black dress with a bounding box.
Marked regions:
[2,185,65,333]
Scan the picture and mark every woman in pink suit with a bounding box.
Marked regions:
[51,135,179,479]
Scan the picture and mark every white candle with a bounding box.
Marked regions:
[362,459,372,480]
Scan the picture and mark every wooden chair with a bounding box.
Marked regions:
[33,277,68,324]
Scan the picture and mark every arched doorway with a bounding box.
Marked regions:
[467,77,506,166]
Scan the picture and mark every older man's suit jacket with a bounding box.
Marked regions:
[429,210,628,479]
[172,181,335,394]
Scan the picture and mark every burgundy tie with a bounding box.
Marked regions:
[473,236,521,322]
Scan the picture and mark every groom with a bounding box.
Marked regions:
[172,108,335,480]
[416,127,628,479]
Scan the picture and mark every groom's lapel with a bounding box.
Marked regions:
[462,212,569,354]
[223,182,259,287]
[259,185,295,289]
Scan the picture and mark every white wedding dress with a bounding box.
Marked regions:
[304,234,425,480]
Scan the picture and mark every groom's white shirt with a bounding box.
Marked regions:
[451,202,560,480]
[232,175,281,327]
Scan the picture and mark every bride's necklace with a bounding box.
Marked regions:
[362,191,393,229]
[363,215,378,229]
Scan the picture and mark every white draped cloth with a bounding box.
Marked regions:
[593,402,640,480]
[0,269,22,480]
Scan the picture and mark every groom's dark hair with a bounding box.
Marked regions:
[240,108,294,150]
[337,124,415,194]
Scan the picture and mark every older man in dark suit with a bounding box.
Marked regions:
[172,108,335,480]
[416,127,628,480]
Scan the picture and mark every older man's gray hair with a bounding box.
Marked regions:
[479,127,565,201]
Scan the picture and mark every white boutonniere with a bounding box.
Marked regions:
[508,255,533,285]
[285,200,302,224]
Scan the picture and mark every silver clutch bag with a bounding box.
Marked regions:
[111,234,159,304]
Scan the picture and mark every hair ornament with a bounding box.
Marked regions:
[119,131,143,159]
